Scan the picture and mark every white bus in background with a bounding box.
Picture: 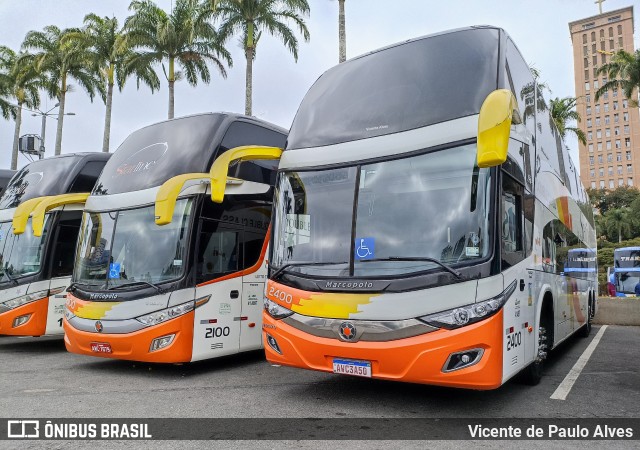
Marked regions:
[262,26,597,389]
[64,113,286,363]
[0,153,110,336]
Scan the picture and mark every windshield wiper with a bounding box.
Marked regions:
[67,281,104,293]
[107,280,164,294]
[269,261,349,280]
[363,257,463,279]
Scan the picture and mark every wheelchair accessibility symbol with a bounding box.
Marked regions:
[109,263,121,279]
[355,237,375,260]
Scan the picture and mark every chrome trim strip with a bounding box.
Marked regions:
[67,316,147,334]
[282,313,438,343]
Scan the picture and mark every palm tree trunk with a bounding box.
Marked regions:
[11,102,22,170]
[338,0,346,63]
[619,225,622,243]
[168,57,175,119]
[55,76,67,156]
[245,47,253,116]
[102,81,114,152]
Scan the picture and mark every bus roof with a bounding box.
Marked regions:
[287,26,505,150]
[93,113,287,196]
[615,247,640,252]
[0,153,110,210]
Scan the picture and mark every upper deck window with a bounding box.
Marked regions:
[287,28,499,150]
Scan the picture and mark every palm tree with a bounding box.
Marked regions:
[216,0,310,116]
[605,208,632,243]
[595,49,640,107]
[22,25,103,156]
[125,0,231,120]
[550,97,587,145]
[0,46,43,169]
[66,14,160,152]
[337,0,346,63]
[0,54,14,121]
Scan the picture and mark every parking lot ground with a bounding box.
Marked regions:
[0,325,638,447]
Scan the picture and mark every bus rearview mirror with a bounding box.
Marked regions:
[476,89,519,168]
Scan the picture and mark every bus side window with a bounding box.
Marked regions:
[501,172,524,269]
[50,211,82,278]
[196,219,240,284]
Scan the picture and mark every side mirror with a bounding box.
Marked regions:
[477,89,520,168]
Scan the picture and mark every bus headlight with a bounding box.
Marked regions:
[419,280,516,330]
[264,298,293,320]
[135,301,195,326]
[2,290,50,310]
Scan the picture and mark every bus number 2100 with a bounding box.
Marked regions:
[205,327,230,338]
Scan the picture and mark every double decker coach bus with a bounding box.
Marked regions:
[0,153,110,336]
[64,113,286,363]
[261,27,597,389]
[613,247,640,297]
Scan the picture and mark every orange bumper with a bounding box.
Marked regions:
[63,311,195,363]
[0,297,49,336]
[263,310,504,390]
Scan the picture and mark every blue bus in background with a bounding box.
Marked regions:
[613,247,640,297]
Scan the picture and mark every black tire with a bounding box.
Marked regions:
[579,297,593,338]
[522,323,549,385]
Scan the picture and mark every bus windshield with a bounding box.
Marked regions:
[272,144,492,277]
[0,218,49,282]
[74,198,193,289]
[614,248,640,295]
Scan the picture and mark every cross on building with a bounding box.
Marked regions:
[595,0,606,14]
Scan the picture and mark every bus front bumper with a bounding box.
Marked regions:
[63,311,195,363]
[263,309,504,390]
[0,297,49,336]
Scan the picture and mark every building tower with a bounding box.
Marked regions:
[569,6,639,190]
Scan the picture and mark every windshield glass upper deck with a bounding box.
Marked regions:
[74,199,193,289]
[287,28,499,150]
[272,144,492,278]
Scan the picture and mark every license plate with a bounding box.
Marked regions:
[332,358,371,378]
[90,342,112,353]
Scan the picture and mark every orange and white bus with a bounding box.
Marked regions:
[0,153,110,337]
[64,113,286,363]
[262,27,597,389]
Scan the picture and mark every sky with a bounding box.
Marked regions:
[0,0,638,173]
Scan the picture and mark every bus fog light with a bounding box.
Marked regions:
[150,334,175,352]
[12,314,31,328]
[266,334,282,354]
[443,348,484,372]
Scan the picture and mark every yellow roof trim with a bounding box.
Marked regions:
[209,146,283,203]
[31,193,90,237]
[154,173,210,226]
[12,197,49,235]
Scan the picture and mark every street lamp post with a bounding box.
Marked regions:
[31,103,75,159]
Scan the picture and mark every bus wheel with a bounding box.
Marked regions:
[579,298,592,338]
[522,324,548,385]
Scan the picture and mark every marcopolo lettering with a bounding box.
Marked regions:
[325,281,374,290]
[89,293,119,300]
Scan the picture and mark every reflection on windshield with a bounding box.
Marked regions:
[74,199,193,288]
[272,145,492,277]
[0,218,49,282]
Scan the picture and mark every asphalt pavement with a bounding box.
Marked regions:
[0,324,638,448]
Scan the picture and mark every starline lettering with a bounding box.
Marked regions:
[325,281,374,289]
[89,293,119,300]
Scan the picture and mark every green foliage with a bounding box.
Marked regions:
[595,49,640,107]
[549,96,586,145]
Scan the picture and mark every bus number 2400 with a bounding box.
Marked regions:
[507,331,522,351]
